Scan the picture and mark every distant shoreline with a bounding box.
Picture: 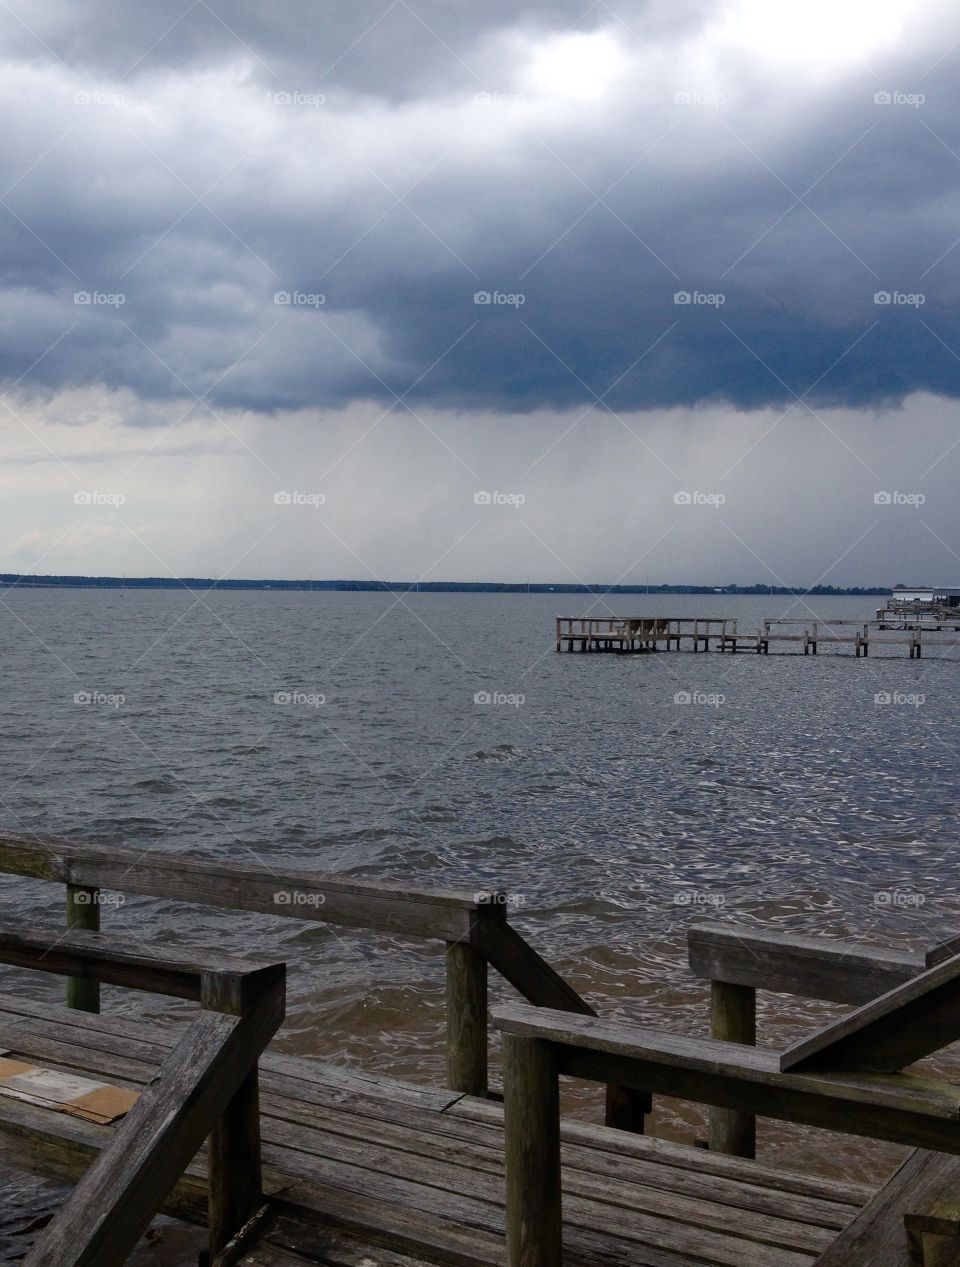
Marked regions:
[0,574,890,596]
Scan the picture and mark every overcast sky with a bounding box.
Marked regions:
[2,0,959,584]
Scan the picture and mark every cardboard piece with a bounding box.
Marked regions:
[0,1058,140,1124]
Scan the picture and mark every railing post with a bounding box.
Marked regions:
[604,1084,649,1133]
[445,940,488,1096]
[207,1068,263,1262]
[708,980,756,1157]
[503,1033,562,1267]
[65,884,100,1013]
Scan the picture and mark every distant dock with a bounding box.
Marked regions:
[556,615,960,658]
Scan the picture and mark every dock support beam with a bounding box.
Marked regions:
[208,1068,263,1261]
[65,884,100,1013]
[445,941,488,1096]
[708,981,756,1157]
[503,1033,562,1267]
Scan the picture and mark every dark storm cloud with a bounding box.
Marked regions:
[1,0,960,416]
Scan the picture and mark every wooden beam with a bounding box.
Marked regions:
[709,981,756,1158]
[25,976,284,1267]
[688,923,923,1005]
[493,1004,960,1155]
[780,953,960,1073]
[65,885,100,1014]
[502,1032,562,1267]
[445,941,488,1096]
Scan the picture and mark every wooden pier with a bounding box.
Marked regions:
[556,616,958,657]
[2,834,960,1265]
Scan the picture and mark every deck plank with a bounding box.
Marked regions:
[0,993,871,1267]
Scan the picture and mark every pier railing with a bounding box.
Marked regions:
[0,833,648,1132]
[0,923,285,1267]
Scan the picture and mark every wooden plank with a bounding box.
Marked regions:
[493,1004,960,1154]
[209,1068,263,1259]
[688,924,923,1005]
[0,834,483,940]
[25,976,284,1267]
[780,952,960,1072]
[815,1150,960,1267]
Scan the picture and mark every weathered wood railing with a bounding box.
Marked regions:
[687,922,943,1158]
[0,833,648,1131]
[0,923,285,1267]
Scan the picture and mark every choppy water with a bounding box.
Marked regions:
[1,589,959,1257]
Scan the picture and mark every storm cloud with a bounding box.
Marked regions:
[3,0,960,415]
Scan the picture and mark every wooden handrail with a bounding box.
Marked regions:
[0,832,649,1132]
[494,1001,960,1267]
[0,923,286,1266]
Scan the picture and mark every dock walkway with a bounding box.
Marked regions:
[0,992,868,1267]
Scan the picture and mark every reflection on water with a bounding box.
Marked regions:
[1,590,957,1256]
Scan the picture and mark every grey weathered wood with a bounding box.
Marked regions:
[493,1003,960,1154]
[65,884,100,1014]
[709,981,756,1158]
[502,1031,561,1267]
[25,973,284,1267]
[445,941,488,1096]
[688,923,924,1004]
[209,1068,263,1260]
[475,917,650,1130]
[780,952,960,1073]
[816,1149,960,1266]
[0,834,484,941]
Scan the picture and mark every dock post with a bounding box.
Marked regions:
[708,981,756,1157]
[208,1068,263,1261]
[65,884,100,1013]
[445,941,489,1096]
[503,1033,562,1267]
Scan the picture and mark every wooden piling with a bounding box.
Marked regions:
[208,1068,263,1260]
[66,884,100,1013]
[503,1032,562,1267]
[445,941,488,1096]
[708,981,756,1157]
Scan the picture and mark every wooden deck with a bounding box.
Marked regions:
[0,992,871,1267]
